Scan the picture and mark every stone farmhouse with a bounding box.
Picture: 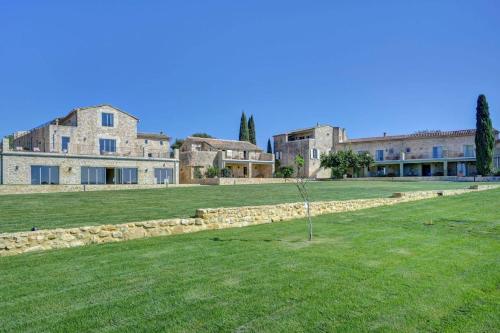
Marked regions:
[274,124,500,178]
[0,105,179,185]
[179,136,274,183]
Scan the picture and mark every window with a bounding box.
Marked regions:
[31,166,59,185]
[463,145,474,157]
[99,139,116,153]
[155,168,174,184]
[62,136,70,152]
[115,168,138,184]
[311,148,319,159]
[405,147,411,153]
[226,150,233,158]
[101,113,114,127]
[388,148,394,154]
[160,141,164,146]
[275,151,282,160]
[376,150,384,161]
[81,167,106,185]
[145,139,149,144]
[432,146,443,159]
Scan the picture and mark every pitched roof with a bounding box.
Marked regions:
[58,104,139,123]
[137,132,170,140]
[77,104,139,120]
[185,136,262,151]
[346,129,490,143]
[273,124,333,137]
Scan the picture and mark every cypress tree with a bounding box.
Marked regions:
[475,94,495,175]
[248,115,256,144]
[239,112,249,141]
[267,138,273,154]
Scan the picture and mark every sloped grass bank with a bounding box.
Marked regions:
[1,189,499,332]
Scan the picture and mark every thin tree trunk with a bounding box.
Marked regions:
[307,200,312,241]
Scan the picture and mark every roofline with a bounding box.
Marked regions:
[184,136,263,151]
[273,124,335,137]
[65,104,140,121]
[345,129,499,143]
[137,132,170,140]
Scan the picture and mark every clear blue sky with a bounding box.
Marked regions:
[1,0,499,147]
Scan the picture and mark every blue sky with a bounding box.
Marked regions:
[1,0,499,147]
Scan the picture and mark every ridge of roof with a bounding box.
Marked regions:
[346,129,483,143]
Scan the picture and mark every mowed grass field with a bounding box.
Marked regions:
[0,180,485,233]
[1,188,499,332]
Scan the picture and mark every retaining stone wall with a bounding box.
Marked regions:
[0,184,199,196]
[1,185,498,256]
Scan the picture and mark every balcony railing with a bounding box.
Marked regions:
[375,150,476,162]
[223,151,274,161]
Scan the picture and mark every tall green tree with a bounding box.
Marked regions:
[267,138,273,154]
[239,112,249,142]
[248,115,256,144]
[475,94,495,175]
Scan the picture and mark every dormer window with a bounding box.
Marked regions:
[102,113,114,127]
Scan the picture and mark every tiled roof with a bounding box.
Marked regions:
[137,132,170,140]
[57,104,139,123]
[273,124,333,137]
[347,129,486,143]
[73,104,139,120]
[185,137,262,151]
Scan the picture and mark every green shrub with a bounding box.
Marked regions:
[205,166,219,178]
[220,168,232,178]
[280,166,294,179]
[193,167,203,179]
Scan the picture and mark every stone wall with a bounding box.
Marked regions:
[1,185,497,256]
[0,183,198,196]
[196,178,295,185]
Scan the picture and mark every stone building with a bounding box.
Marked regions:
[0,105,179,185]
[179,136,274,183]
[274,124,500,178]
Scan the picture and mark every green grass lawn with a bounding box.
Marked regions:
[1,188,499,332]
[0,180,487,233]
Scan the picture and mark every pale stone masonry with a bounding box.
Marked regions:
[1,105,179,185]
[179,136,274,184]
[274,125,500,178]
[1,185,497,256]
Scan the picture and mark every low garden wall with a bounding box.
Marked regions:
[335,176,500,182]
[197,178,295,186]
[1,185,498,256]
[0,183,199,196]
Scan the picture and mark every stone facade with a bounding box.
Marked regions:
[274,125,347,179]
[2,105,180,185]
[1,185,497,256]
[274,125,500,179]
[179,137,274,184]
[12,105,170,158]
